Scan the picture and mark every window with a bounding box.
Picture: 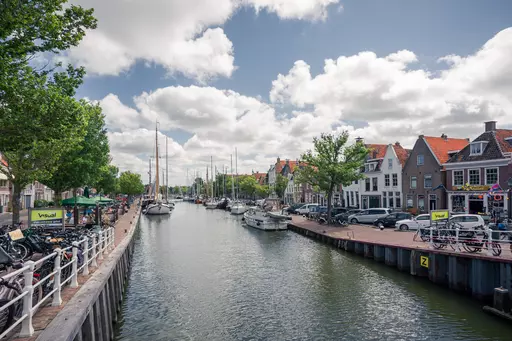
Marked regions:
[392,174,398,187]
[424,174,432,188]
[418,195,425,211]
[388,159,393,169]
[384,174,390,187]
[389,196,394,208]
[372,178,378,191]
[365,178,370,191]
[383,192,387,197]
[396,196,401,208]
[355,192,359,206]
[469,169,480,185]
[370,163,375,171]
[406,195,413,208]
[416,215,429,221]
[0,180,7,187]
[453,170,463,187]
[410,176,417,189]
[354,179,358,184]
[417,154,424,165]
[470,142,484,156]
[388,191,393,197]
[350,191,354,205]
[485,168,498,185]
[364,164,369,172]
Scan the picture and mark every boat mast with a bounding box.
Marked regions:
[231,154,234,200]
[166,136,168,201]
[235,147,238,200]
[206,166,209,198]
[155,124,160,201]
[223,165,226,198]
[148,157,152,197]
[210,156,214,199]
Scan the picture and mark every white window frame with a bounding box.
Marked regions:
[392,173,398,187]
[384,174,390,187]
[485,167,499,185]
[424,174,432,188]
[369,163,375,171]
[417,154,424,165]
[469,142,487,156]
[452,170,464,187]
[388,159,393,169]
[468,169,480,185]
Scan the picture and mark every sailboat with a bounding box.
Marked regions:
[231,148,247,215]
[205,156,218,209]
[146,124,173,215]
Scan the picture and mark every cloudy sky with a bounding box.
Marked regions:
[65,0,512,185]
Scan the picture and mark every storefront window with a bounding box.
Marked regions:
[451,195,465,213]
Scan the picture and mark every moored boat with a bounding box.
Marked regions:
[231,201,247,215]
[243,207,288,231]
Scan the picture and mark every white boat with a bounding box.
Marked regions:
[205,201,218,209]
[231,202,247,215]
[243,207,288,231]
[146,201,172,215]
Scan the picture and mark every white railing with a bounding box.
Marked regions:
[0,227,115,339]
[414,226,511,257]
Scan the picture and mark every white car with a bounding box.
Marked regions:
[395,213,486,231]
[395,214,431,231]
[348,208,392,224]
[296,203,319,215]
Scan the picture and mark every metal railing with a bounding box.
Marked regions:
[414,226,511,257]
[0,227,115,339]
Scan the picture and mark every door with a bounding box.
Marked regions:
[25,195,31,209]
[429,195,437,211]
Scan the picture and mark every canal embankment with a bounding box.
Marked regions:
[10,206,141,341]
[288,217,512,312]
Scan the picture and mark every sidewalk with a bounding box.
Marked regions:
[0,209,28,225]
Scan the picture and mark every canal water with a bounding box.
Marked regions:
[115,203,512,341]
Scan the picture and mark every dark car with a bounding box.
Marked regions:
[330,207,347,216]
[335,209,361,223]
[307,205,328,218]
[373,212,412,229]
[285,203,305,214]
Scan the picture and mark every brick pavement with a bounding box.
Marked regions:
[10,206,140,341]
[291,216,512,261]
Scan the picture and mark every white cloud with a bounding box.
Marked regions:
[66,0,339,81]
[104,28,512,185]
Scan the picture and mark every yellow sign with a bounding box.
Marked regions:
[8,229,24,241]
[430,210,449,221]
[30,209,63,222]
[420,256,429,268]
[453,184,490,191]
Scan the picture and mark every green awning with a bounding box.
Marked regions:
[61,196,97,206]
[94,196,114,203]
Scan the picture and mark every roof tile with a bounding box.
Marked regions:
[423,136,469,164]
[494,129,512,153]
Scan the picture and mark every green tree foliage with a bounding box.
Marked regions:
[173,185,180,194]
[41,102,110,204]
[94,165,119,196]
[275,174,289,199]
[119,171,145,196]
[296,132,368,220]
[239,175,258,199]
[0,0,97,224]
[255,184,270,198]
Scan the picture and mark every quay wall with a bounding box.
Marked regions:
[288,223,512,306]
[35,211,141,341]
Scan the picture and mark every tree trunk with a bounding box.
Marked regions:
[12,181,22,226]
[327,183,334,224]
[54,191,62,207]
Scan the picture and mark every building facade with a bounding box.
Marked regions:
[444,121,512,215]
[402,134,469,214]
[381,143,410,210]
[359,144,387,209]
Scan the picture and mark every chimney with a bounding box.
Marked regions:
[485,121,497,132]
[419,134,424,139]
[395,141,400,146]
[466,138,470,142]
[276,157,280,165]
[441,133,447,140]
[355,137,364,144]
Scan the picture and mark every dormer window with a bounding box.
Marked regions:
[364,164,369,172]
[470,142,487,156]
[370,163,375,171]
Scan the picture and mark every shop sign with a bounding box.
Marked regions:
[453,184,490,191]
[430,210,449,221]
[29,208,65,229]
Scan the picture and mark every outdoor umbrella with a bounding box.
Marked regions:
[61,196,97,206]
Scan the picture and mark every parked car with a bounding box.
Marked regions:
[307,205,327,218]
[285,203,304,214]
[395,213,431,231]
[330,207,347,216]
[335,209,361,223]
[348,208,392,224]
[449,214,486,230]
[296,203,319,215]
[373,212,412,229]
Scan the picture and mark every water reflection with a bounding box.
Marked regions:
[116,203,512,341]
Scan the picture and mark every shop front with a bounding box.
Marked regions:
[361,195,381,209]
[448,187,507,215]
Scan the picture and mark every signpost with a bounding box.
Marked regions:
[29,208,65,230]
[420,256,429,268]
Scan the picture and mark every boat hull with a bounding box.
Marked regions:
[243,211,288,231]
[145,203,172,215]
[230,205,247,215]
[205,202,218,209]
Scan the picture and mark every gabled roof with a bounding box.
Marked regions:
[366,144,387,159]
[447,130,511,163]
[494,129,512,154]
[392,144,411,167]
[253,172,266,184]
[423,136,469,164]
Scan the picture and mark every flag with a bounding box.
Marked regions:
[490,183,501,191]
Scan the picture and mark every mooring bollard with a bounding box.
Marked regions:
[52,249,63,306]
[19,261,35,337]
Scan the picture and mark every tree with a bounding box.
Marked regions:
[0,0,97,225]
[255,184,270,198]
[239,176,258,199]
[119,171,145,196]
[173,185,180,194]
[41,102,110,205]
[296,132,368,221]
[275,174,289,200]
[94,165,119,196]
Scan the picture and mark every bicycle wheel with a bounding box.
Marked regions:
[491,242,502,256]
[10,243,28,261]
[0,298,15,333]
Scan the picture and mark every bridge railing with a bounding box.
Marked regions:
[0,227,115,339]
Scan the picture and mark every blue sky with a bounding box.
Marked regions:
[67,0,512,184]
